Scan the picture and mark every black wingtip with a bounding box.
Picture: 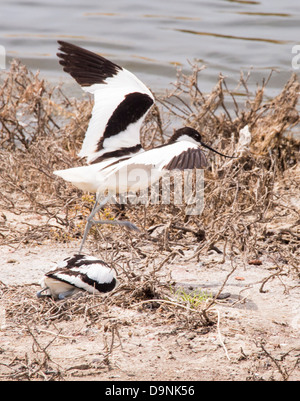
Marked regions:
[164,148,208,170]
[56,40,122,87]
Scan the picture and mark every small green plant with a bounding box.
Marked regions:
[171,287,212,309]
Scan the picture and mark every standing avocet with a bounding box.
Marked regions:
[54,41,233,253]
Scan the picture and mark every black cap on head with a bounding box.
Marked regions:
[169,127,236,159]
[168,127,202,144]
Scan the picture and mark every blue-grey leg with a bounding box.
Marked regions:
[36,288,50,298]
[58,289,78,300]
[92,219,140,231]
[78,194,111,254]
[78,193,139,254]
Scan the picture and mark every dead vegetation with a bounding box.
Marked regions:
[0,60,299,381]
[1,60,299,258]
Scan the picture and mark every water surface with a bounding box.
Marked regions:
[1,0,299,98]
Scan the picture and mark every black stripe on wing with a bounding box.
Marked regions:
[91,144,142,165]
[97,91,154,151]
[61,255,106,269]
[57,41,122,87]
[46,269,117,293]
[164,148,208,170]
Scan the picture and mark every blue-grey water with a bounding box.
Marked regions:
[1,0,299,99]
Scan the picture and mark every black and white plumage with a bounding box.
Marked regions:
[53,41,216,192]
[37,255,117,300]
[54,41,233,252]
[56,41,154,168]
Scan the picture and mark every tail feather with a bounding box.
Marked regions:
[54,165,100,192]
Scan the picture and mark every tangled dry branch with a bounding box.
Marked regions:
[0,59,299,382]
[0,59,299,287]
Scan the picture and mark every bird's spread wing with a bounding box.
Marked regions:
[111,141,208,171]
[57,41,154,164]
[163,147,208,170]
[99,141,207,194]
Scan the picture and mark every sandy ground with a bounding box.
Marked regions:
[0,240,299,381]
[0,56,299,382]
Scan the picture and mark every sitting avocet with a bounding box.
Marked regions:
[37,254,117,300]
[54,41,233,253]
